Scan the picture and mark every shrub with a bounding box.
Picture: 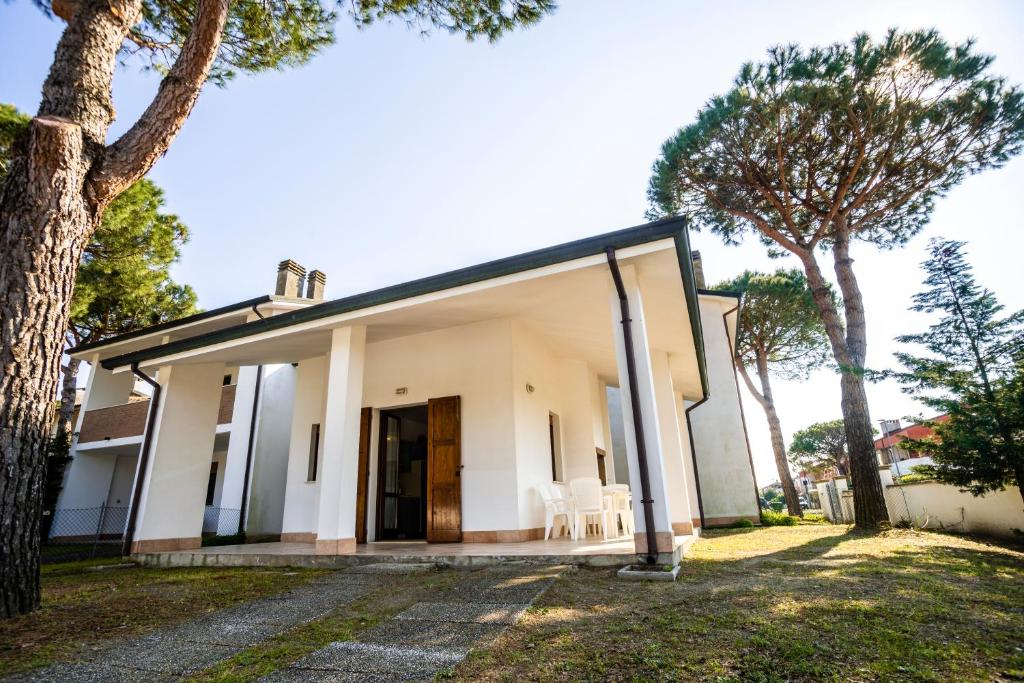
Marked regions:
[761,510,798,526]
[800,512,827,525]
[727,518,755,529]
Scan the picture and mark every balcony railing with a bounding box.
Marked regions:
[77,384,237,444]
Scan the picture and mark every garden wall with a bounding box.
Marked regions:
[884,481,1024,539]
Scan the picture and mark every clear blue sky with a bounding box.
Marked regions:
[2,0,1023,486]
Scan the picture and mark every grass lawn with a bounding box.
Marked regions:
[453,525,1024,682]
[0,559,327,676]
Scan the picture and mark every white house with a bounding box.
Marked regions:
[58,218,760,563]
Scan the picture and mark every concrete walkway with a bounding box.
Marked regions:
[260,564,565,682]
[8,571,383,682]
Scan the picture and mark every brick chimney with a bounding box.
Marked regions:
[305,269,326,301]
[691,251,706,289]
[275,259,305,298]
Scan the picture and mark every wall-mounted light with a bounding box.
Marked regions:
[395,387,408,395]
[526,383,535,394]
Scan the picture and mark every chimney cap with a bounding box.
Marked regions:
[277,259,305,276]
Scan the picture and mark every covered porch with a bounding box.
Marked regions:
[103,221,712,565]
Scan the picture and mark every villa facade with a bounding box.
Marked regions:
[57,218,760,561]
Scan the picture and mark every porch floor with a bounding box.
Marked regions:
[136,534,698,569]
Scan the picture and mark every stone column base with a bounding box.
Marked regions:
[315,538,357,555]
[131,537,201,554]
[280,532,317,543]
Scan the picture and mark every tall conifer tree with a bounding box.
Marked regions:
[892,239,1024,503]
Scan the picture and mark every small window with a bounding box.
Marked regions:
[223,374,232,386]
[206,462,219,506]
[307,423,321,482]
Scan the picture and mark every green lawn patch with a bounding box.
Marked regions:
[0,562,326,676]
[453,526,1024,682]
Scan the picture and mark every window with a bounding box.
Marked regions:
[548,413,563,481]
[205,462,219,506]
[222,374,232,386]
[307,423,321,482]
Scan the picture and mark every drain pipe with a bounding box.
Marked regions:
[606,247,658,565]
[683,396,708,529]
[237,302,266,536]
[123,363,161,556]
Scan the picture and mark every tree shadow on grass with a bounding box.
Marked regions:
[456,527,1024,682]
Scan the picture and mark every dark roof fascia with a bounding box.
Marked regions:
[672,224,710,400]
[72,296,273,355]
[697,288,742,299]
[102,217,691,371]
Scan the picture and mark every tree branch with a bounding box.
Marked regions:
[89,0,229,204]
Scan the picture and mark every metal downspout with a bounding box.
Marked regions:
[123,363,161,556]
[605,247,659,565]
[683,396,708,529]
[237,303,265,536]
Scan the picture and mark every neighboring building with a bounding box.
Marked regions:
[874,416,948,479]
[57,218,761,559]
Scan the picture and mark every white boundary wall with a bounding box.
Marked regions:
[885,481,1024,539]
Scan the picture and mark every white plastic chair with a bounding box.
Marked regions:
[537,484,573,540]
[604,485,634,537]
[570,477,608,541]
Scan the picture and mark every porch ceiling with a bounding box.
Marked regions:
[116,244,702,398]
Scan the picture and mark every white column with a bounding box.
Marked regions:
[220,365,260,531]
[315,326,367,554]
[608,264,674,556]
[131,362,226,553]
[651,350,693,535]
[558,359,600,481]
[675,390,702,528]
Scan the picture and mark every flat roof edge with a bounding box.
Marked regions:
[101,217,689,370]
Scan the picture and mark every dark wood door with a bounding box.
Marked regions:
[355,407,372,544]
[427,396,462,542]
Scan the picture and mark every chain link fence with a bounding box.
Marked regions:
[203,506,242,538]
[43,505,129,563]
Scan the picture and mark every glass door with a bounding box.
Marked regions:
[378,413,401,539]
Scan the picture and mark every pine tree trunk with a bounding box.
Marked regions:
[0,0,226,618]
[753,356,802,517]
[798,239,888,529]
[736,356,803,517]
[58,356,82,439]
[0,119,95,618]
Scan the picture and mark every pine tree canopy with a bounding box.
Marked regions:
[892,238,1024,497]
[789,419,851,477]
[36,0,557,85]
[646,29,1024,254]
[716,269,831,380]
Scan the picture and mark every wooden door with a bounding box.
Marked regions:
[427,396,462,542]
[355,407,372,544]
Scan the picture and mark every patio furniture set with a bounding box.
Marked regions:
[537,478,634,541]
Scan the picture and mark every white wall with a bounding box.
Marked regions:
[105,455,137,508]
[362,318,518,533]
[57,452,117,509]
[688,298,759,523]
[556,358,601,482]
[281,355,327,535]
[885,481,1024,539]
[511,322,566,529]
[247,364,296,536]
